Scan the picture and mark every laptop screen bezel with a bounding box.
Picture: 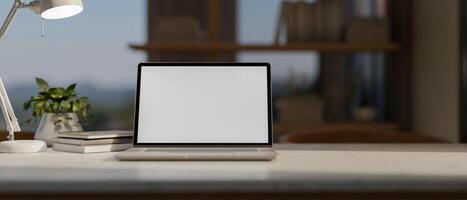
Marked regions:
[133,63,273,147]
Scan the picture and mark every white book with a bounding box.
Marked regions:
[53,143,132,154]
[57,130,133,139]
[54,137,133,146]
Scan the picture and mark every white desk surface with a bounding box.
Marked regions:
[2,144,467,193]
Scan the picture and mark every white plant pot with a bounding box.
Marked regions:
[34,113,83,146]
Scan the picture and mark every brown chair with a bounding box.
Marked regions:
[279,126,446,143]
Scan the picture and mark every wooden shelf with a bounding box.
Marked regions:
[129,43,400,53]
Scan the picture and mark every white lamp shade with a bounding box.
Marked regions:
[40,0,83,20]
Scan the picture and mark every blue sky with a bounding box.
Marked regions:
[0,0,146,88]
[0,0,318,89]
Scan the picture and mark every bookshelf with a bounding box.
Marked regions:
[139,0,411,132]
[132,0,400,54]
[130,42,400,53]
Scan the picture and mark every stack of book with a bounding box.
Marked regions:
[275,0,345,44]
[52,130,133,154]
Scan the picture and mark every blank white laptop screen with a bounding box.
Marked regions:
[136,66,270,144]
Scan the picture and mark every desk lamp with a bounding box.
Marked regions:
[0,0,83,153]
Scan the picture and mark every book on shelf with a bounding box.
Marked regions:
[274,1,289,44]
[296,1,321,42]
[53,143,132,154]
[320,0,345,42]
[275,0,344,44]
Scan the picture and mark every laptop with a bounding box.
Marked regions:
[116,63,277,161]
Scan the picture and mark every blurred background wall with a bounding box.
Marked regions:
[412,0,460,142]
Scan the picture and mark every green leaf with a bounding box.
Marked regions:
[44,101,52,112]
[81,109,88,118]
[66,83,76,91]
[60,101,71,111]
[79,96,89,102]
[23,100,33,110]
[50,88,65,99]
[52,102,60,112]
[37,109,43,118]
[33,106,44,119]
[31,95,44,101]
[34,101,44,109]
[35,77,49,92]
[39,91,50,99]
[67,96,78,102]
[65,84,77,96]
[72,101,80,112]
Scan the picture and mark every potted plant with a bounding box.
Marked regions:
[23,78,91,146]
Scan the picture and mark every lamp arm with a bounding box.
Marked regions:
[0,0,26,43]
[0,78,20,141]
[0,0,27,140]
[0,89,15,141]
